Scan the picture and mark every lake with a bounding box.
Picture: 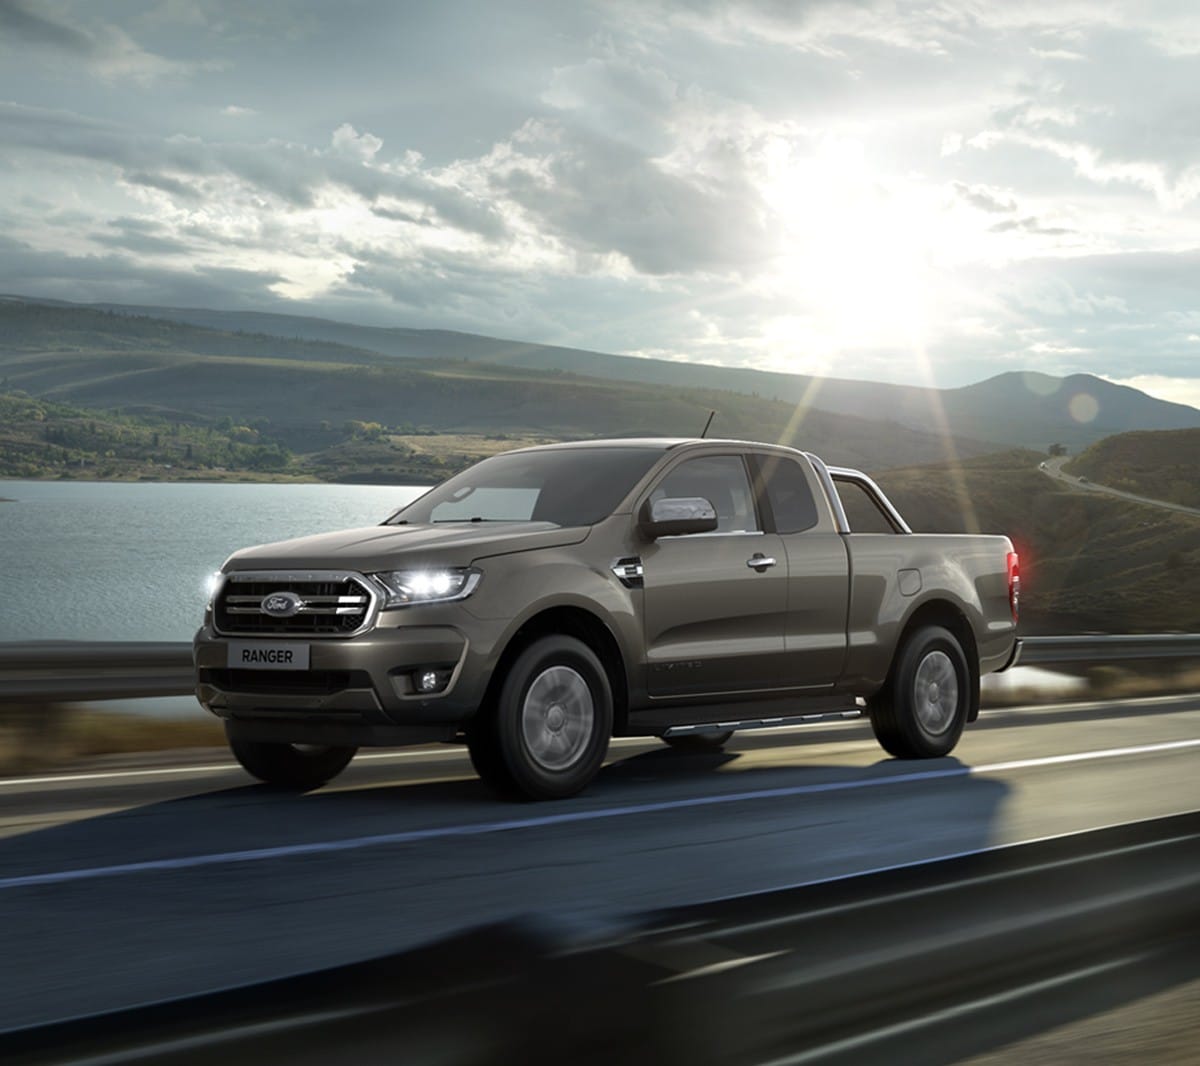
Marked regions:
[0,480,426,643]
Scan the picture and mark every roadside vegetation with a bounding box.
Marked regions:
[1064,428,1200,509]
[874,449,1200,634]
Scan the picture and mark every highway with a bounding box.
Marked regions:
[1039,455,1200,517]
[1,693,1199,1035]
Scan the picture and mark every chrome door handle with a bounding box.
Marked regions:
[747,554,777,571]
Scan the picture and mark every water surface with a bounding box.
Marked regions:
[0,480,425,643]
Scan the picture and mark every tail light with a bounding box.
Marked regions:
[1006,551,1020,623]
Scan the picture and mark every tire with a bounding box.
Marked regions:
[661,730,734,752]
[869,625,972,759]
[226,726,356,789]
[472,635,613,800]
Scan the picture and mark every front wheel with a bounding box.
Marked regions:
[869,625,972,759]
[226,726,356,789]
[471,635,613,800]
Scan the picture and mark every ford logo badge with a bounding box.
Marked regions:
[261,591,303,618]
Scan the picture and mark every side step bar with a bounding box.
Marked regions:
[662,708,864,737]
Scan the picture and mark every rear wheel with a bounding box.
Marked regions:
[661,730,734,752]
[470,635,613,800]
[869,625,971,759]
[226,727,356,789]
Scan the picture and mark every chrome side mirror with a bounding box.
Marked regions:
[639,496,719,538]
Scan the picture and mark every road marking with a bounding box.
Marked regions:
[1,737,1198,892]
[0,719,879,789]
[3,694,1196,790]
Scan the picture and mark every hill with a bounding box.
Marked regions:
[872,451,1200,634]
[1064,429,1200,509]
[7,294,1199,450]
[0,302,997,473]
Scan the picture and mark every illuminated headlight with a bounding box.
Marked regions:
[204,571,224,609]
[371,567,482,607]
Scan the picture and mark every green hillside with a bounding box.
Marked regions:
[874,451,1200,634]
[1064,429,1200,508]
[0,306,999,473]
[9,296,1200,449]
[43,297,1200,449]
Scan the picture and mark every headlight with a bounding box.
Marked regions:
[204,571,224,609]
[371,567,482,607]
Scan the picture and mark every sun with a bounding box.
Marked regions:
[755,134,945,364]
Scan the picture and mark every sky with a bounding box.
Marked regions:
[1,1,1199,406]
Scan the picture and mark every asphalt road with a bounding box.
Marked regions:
[1,693,1199,1032]
[1039,455,1200,518]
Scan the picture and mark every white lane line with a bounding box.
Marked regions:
[0,736,671,789]
[3,693,1196,790]
[2,737,1198,892]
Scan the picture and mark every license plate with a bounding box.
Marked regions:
[228,642,310,670]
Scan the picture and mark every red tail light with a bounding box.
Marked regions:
[1006,551,1020,623]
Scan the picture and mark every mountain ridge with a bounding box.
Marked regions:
[3,293,1198,452]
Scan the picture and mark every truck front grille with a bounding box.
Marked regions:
[214,571,379,637]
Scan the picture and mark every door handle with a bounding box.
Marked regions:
[747,554,777,572]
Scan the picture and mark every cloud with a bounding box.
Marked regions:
[0,0,203,83]
[0,1,1199,393]
[952,181,1017,214]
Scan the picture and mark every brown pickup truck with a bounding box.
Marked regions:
[195,438,1020,799]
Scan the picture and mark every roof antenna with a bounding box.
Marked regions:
[700,410,716,438]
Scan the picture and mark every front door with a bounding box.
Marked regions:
[641,454,788,698]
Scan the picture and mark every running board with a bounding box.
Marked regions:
[662,709,863,737]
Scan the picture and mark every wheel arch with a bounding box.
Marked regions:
[889,599,981,723]
[480,605,630,735]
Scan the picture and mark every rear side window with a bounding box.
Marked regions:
[651,455,758,533]
[755,455,819,534]
[835,479,899,534]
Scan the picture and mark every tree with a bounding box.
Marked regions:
[1048,443,1067,456]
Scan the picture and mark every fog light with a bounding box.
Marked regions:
[412,672,451,696]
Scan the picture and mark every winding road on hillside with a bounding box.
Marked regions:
[1040,455,1200,517]
[1,693,1199,1033]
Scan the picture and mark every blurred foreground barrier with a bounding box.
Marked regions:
[3,634,1199,704]
[1015,632,1200,665]
[0,642,194,702]
[3,811,1199,1065]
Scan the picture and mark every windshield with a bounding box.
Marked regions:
[389,447,665,527]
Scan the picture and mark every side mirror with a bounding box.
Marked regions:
[639,496,719,538]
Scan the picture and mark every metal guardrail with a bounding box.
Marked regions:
[1015,633,1200,665]
[0,643,194,702]
[0,634,1198,703]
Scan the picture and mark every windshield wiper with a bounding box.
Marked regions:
[432,516,514,523]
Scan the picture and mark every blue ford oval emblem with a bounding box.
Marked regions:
[261,591,303,618]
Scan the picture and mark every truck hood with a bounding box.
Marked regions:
[223,522,590,573]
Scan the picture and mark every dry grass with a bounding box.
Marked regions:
[0,704,223,775]
[387,432,558,460]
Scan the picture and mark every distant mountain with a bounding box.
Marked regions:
[5,293,1199,451]
[0,300,996,472]
[1065,428,1200,509]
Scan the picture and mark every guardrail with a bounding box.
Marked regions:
[1,634,1198,703]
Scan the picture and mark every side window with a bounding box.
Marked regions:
[651,455,758,534]
[756,455,819,534]
[835,480,898,534]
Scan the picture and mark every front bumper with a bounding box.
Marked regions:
[194,620,494,738]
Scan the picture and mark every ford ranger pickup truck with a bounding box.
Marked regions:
[194,439,1021,799]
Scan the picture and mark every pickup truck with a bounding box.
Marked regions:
[195,439,1020,799]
